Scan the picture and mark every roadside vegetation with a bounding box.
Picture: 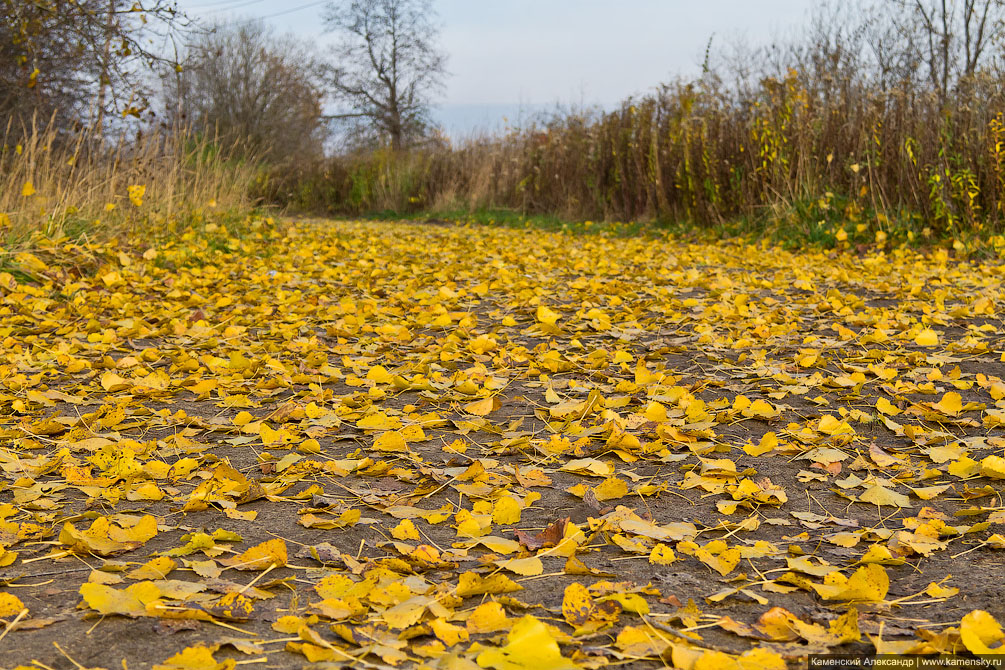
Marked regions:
[7,1,1005,258]
[267,1,1005,251]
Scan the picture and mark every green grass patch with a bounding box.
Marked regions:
[357,199,1005,258]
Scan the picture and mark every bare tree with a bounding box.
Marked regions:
[164,22,327,163]
[323,0,447,151]
[1,0,190,133]
[887,0,1005,101]
[710,0,1005,104]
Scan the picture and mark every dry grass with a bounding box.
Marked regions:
[1,115,260,249]
[266,70,1005,240]
[9,57,1005,251]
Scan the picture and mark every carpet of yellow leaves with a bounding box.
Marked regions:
[1,218,1005,667]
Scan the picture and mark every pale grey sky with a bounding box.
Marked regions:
[178,0,813,104]
[436,1,813,105]
[175,0,814,133]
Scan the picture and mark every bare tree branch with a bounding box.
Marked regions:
[1,0,192,134]
[323,0,447,151]
[162,21,327,163]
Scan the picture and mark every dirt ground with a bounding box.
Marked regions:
[1,219,1004,669]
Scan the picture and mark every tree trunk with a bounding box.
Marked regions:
[96,0,115,131]
[389,105,402,151]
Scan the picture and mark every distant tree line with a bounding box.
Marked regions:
[1,0,447,161]
[255,0,1005,234]
[5,0,1005,171]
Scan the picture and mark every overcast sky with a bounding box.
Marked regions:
[177,0,813,105]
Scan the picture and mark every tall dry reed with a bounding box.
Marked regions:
[265,69,1005,235]
[1,115,261,247]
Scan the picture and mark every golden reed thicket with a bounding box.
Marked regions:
[262,69,1005,236]
[1,116,259,249]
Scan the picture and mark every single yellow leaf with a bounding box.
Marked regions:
[79,581,161,617]
[562,583,593,626]
[536,305,561,326]
[960,610,1005,654]
[925,582,959,598]
[744,432,778,456]
[383,595,432,629]
[742,399,779,419]
[817,414,854,435]
[492,495,522,525]
[593,476,629,501]
[858,544,906,566]
[391,518,420,541]
[649,543,677,565]
[127,556,177,580]
[357,412,401,431]
[932,391,963,416]
[980,455,1005,479]
[467,601,511,633]
[615,625,671,656]
[859,484,911,508]
[734,648,788,670]
[0,591,25,617]
[875,397,900,416]
[100,371,131,392]
[154,645,236,670]
[812,564,889,601]
[461,536,521,554]
[373,430,408,452]
[219,538,287,570]
[465,395,501,416]
[497,556,543,576]
[476,615,579,670]
[457,571,522,597]
[431,617,469,645]
[366,365,392,383]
